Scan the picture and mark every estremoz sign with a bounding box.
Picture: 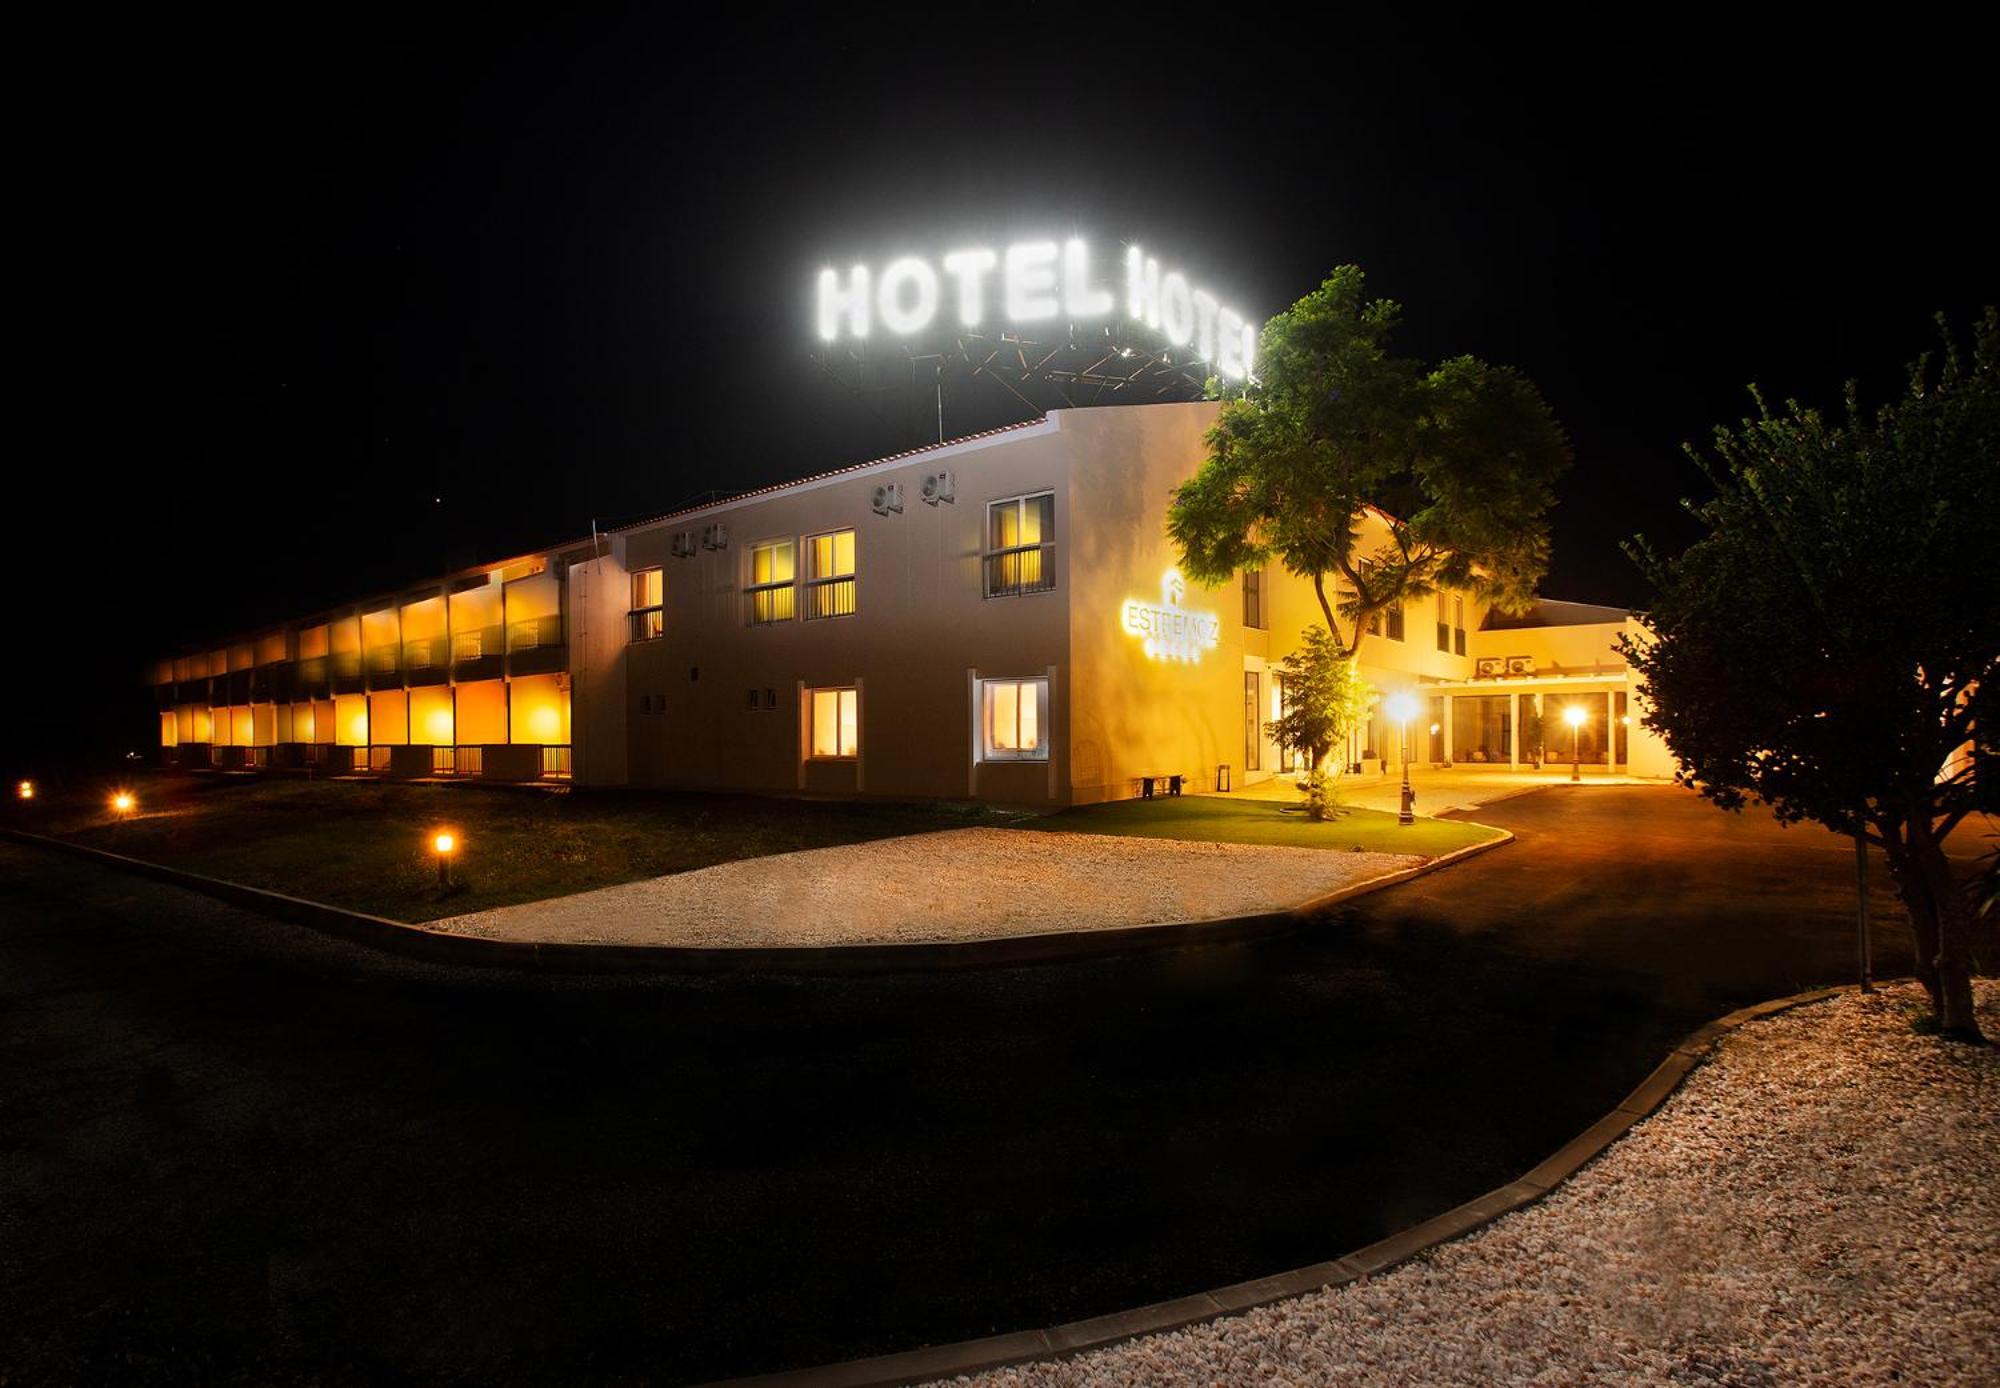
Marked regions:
[816,239,1259,380]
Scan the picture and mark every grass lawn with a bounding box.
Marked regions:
[31,774,1023,923]
[1034,793,1504,857]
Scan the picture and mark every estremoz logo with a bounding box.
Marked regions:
[1121,569,1221,664]
[816,239,1258,380]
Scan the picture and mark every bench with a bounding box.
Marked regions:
[1136,773,1184,798]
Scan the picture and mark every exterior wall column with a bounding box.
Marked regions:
[1509,691,1520,769]
[1607,688,1617,769]
[1442,694,1454,764]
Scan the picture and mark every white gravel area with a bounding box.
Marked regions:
[953,982,2000,1387]
[428,828,1419,947]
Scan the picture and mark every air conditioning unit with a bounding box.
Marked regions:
[1475,657,1504,678]
[701,522,729,550]
[920,471,955,505]
[871,483,904,516]
[1506,655,1535,676]
[669,532,696,559]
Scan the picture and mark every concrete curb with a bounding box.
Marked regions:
[702,983,1853,1387]
[0,824,1512,977]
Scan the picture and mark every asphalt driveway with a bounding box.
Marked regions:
[0,786,1969,1385]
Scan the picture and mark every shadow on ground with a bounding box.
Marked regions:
[0,786,1953,1385]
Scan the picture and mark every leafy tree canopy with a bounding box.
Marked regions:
[1169,266,1571,652]
[1624,308,1998,1040]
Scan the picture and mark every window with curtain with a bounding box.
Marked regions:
[1243,567,1264,629]
[984,493,1055,597]
[747,540,796,624]
[979,677,1048,761]
[803,529,856,619]
[629,568,665,641]
[808,686,859,758]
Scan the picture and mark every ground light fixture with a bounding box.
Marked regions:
[1564,703,1589,782]
[16,779,32,801]
[1384,692,1419,825]
[111,791,136,817]
[433,831,457,888]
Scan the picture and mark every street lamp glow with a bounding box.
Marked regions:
[16,779,32,801]
[1563,704,1588,782]
[1384,693,1419,724]
[433,832,456,855]
[1563,705,1587,729]
[111,791,135,815]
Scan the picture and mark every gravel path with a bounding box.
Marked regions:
[429,829,1419,947]
[952,982,2000,1387]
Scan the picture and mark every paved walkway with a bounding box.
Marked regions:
[430,828,1422,947]
[1210,766,1662,816]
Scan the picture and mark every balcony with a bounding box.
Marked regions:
[295,656,331,699]
[506,614,566,676]
[364,646,401,690]
[450,625,506,683]
[402,637,450,687]
[331,651,364,694]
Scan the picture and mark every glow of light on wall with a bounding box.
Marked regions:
[530,707,561,741]
[1121,569,1221,664]
[426,707,455,743]
[816,238,1257,378]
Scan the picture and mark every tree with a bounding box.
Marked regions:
[1624,309,1998,1042]
[1169,266,1571,656]
[1270,625,1376,819]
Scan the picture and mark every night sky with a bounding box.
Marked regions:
[24,14,1992,758]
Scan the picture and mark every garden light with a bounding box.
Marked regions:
[111,791,136,816]
[433,830,457,887]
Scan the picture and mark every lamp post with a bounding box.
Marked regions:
[111,790,136,818]
[1386,693,1418,825]
[433,831,457,888]
[1563,704,1587,782]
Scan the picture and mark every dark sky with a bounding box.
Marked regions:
[23,12,1992,756]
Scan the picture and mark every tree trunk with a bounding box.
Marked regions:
[1909,823,1986,1043]
[1311,571,1345,650]
[1885,837,1945,1015]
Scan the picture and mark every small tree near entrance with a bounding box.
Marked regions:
[1168,265,1570,659]
[1624,310,1997,1042]
[1271,625,1375,819]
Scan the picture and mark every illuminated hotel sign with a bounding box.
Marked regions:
[816,239,1258,380]
[1122,569,1221,663]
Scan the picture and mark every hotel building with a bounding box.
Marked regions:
[149,401,1674,803]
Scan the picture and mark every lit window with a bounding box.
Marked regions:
[984,493,1055,598]
[803,529,856,619]
[629,567,665,641]
[747,540,796,624]
[1243,567,1264,629]
[1436,592,1451,653]
[979,677,1049,761]
[1385,602,1405,642]
[1454,596,1467,656]
[808,686,859,758]
[453,630,484,661]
